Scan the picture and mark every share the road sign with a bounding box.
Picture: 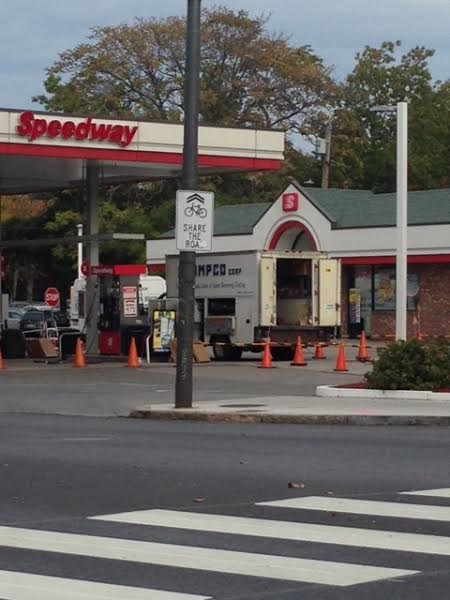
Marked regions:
[176,190,214,252]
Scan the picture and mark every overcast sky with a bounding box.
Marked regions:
[1,0,449,111]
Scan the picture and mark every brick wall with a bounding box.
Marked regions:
[370,264,450,339]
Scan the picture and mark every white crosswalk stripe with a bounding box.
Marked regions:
[258,495,450,521]
[0,570,209,600]
[3,487,450,596]
[400,487,450,498]
[0,525,416,587]
[91,508,450,556]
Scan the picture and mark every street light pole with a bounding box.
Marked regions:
[370,102,408,340]
[175,0,201,408]
[396,101,408,341]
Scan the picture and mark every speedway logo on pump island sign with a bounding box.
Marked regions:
[16,111,138,148]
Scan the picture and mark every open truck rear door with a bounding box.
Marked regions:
[318,258,341,327]
[260,254,277,326]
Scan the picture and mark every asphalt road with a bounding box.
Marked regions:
[0,414,448,599]
[0,360,364,416]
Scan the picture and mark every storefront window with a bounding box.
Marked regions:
[374,268,418,310]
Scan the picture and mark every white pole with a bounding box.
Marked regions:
[77,223,84,279]
[396,102,408,340]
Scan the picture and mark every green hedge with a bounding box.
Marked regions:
[364,338,450,391]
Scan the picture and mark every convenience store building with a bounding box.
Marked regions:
[147,180,450,340]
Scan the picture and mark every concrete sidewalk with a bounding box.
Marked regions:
[131,394,450,426]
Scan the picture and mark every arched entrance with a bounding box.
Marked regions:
[268,220,317,251]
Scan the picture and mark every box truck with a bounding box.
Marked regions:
[165,250,341,360]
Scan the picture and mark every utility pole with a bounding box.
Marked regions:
[175,0,201,408]
[321,123,332,189]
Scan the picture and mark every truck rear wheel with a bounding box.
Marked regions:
[271,347,294,361]
[211,336,243,361]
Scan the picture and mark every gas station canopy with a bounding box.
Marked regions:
[0,108,285,194]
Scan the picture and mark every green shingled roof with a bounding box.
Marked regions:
[303,186,450,228]
[159,202,271,238]
[159,187,450,238]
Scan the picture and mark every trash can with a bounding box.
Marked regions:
[59,330,85,359]
[0,328,26,358]
[120,325,151,357]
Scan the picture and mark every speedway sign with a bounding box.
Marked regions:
[16,111,138,148]
[175,190,214,252]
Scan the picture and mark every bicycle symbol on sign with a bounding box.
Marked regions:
[184,193,208,218]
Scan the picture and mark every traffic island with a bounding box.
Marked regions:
[129,396,450,426]
[316,385,450,401]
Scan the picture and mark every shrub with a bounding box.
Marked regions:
[364,338,450,391]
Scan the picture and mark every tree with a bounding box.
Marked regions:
[330,42,450,191]
[30,6,333,261]
[34,7,335,137]
[0,193,84,301]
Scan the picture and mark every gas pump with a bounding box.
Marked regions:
[98,274,121,354]
[96,265,150,356]
[71,264,164,356]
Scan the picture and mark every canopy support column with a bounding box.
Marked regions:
[85,161,100,355]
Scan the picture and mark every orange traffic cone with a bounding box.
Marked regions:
[0,348,5,370]
[356,330,370,362]
[258,339,273,369]
[73,338,86,368]
[291,336,307,366]
[127,337,140,368]
[334,343,348,372]
[312,343,326,359]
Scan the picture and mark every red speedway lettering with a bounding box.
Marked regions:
[16,111,138,148]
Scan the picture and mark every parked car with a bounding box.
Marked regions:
[20,310,54,334]
[28,302,55,311]
[8,308,25,320]
[9,302,31,312]
[53,311,70,328]
[6,308,24,330]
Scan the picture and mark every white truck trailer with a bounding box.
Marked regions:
[165,250,341,360]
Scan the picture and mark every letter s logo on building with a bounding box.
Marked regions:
[282,193,299,212]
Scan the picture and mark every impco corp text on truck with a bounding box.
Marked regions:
[196,263,242,277]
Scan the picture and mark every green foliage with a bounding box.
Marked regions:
[34,7,335,136]
[331,42,450,191]
[365,339,450,391]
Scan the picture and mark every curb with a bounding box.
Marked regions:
[129,409,450,426]
[316,385,450,401]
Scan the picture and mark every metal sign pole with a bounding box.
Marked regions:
[175,0,201,408]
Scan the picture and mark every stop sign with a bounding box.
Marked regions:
[45,287,60,308]
[81,261,90,277]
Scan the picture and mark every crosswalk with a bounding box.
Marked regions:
[0,571,209,600]
[0,487,448,598]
